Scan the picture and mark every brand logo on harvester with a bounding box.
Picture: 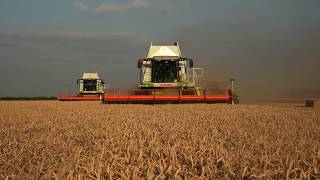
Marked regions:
[159,83,174,87]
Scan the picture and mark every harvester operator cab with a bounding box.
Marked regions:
[138,42,201,89]
[77,72,105,94]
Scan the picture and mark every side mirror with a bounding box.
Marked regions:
[189,59,193,68]
[138,59,143,68]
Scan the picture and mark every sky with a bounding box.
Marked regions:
[0,0,320,100]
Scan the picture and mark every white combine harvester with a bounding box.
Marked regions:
[77,72,105,95]
[138,42,204,92]
[58,72,105,101]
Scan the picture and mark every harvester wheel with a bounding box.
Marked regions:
[232,94,240,104]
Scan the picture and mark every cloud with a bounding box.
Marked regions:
[172,18,320,100]
[74,1,91,12]
[0,31,150,96]
[74,0,149,13]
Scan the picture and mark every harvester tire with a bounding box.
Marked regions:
[232,94,240,104]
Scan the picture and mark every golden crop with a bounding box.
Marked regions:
[0,101,319,179]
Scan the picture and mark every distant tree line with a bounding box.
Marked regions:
[0,96,57,100]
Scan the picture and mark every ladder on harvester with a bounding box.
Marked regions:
[188,68,204,95]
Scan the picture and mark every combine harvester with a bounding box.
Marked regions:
[58,42,236,103]
[102,42,235,104]
[58,72,105,101]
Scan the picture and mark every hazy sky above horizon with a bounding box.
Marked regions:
[1,0,320,100]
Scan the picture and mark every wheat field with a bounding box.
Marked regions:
[0,101,319,179]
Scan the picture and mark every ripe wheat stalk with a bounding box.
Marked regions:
[0,101,319,179]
